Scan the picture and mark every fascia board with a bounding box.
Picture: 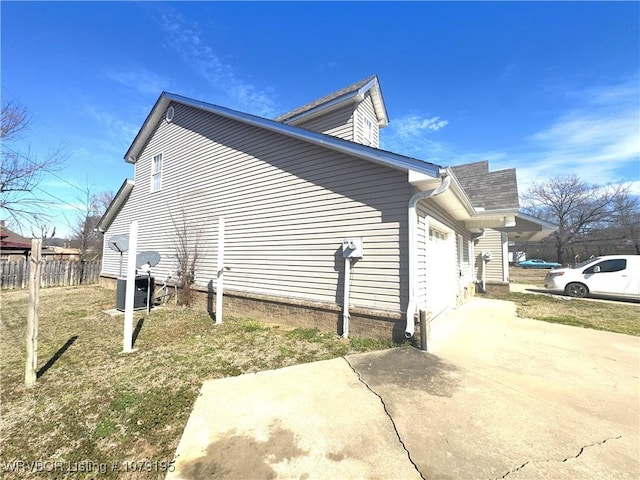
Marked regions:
[95,179,135,232]
[283,91,360,126]
[125,94,171,163]
[516,212,559,230]
[360,78,389,127]
[442,167,477,215]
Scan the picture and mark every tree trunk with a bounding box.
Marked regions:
[25,239,42,386]
[556,243,564,264]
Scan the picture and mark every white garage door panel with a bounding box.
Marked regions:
[427,226,456,316]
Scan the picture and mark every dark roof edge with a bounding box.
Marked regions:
[96,179,135,233]
[516,212,559,230]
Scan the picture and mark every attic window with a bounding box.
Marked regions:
[363,117,373,146]
[151,153,163,192]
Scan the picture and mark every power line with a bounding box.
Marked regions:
[33,186,87,214]
[2,144,87,195]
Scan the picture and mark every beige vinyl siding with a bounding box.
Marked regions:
[292,104,355,141]
[354,93,380,148]
[475,229,506,283]
[103,102,412,313]
[414,198,473,311]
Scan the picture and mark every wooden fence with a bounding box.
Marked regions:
[0,260,101,289]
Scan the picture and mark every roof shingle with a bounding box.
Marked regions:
[274,75,377,123]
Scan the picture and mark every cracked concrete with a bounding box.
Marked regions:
[343,356,426,480]
[497,436,624,479]
[168,297,639,479]
[167,358,422,480]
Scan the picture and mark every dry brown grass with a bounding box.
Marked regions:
[494,267,640,336]
[0,286,397,479]
[508,266,548,286]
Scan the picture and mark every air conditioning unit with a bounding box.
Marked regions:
[116,276,154,311]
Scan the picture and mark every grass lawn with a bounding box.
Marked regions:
[492,267,640,336]
[508,266,548,287]
[0,286,398,479]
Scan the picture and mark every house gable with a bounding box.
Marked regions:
[274,75,388,147]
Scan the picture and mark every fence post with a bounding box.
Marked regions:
[25,239,42,386]
[21,259,27,289]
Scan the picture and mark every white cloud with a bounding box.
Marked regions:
[105,69,171,96]
[393,114,449,136]
[517,79,640,188]
[381,113,451,164]
[83,105,140,144]
[382,78,639,195]
[160,14,277,117]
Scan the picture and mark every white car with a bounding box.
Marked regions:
[545,255,640,300]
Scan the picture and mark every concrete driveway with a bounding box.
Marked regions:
[167,298,639,479]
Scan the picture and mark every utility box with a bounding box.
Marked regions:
[342,238,363,258]
[116,276,154,311]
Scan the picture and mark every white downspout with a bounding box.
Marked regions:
[405,175,451,339]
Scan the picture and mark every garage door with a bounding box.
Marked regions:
[427,226,456,317]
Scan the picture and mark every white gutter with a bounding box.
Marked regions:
[405,175,452,338]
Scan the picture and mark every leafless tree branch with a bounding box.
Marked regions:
[1,100,66,229]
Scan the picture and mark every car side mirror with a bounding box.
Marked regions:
[593,266,601,273]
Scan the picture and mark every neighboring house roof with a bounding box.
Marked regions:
[0,224,32,250]
[42,247,81,256]
[274,75,389,127]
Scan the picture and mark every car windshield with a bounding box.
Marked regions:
[572,257,601,269]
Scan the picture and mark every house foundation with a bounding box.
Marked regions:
[99,275,406,341]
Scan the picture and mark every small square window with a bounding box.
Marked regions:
[151,153,163,192]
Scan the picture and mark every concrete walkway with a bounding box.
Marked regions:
[168,298,640,479]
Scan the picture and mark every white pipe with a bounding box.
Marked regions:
[405,176,451,338]
[215,217,225,325]
[342,257,351,338]
[123,220,138,353]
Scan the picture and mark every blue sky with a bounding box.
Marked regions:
[3,1,639,237]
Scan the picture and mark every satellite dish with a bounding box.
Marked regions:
[108,234,129,253]
[136,251,161,269]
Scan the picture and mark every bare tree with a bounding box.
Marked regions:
[70,186,114,261]
[30,224,56,241]
[608,193,640,254]
[523,175,630,264]
[1,100,65,228]
[170,206,202,306]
